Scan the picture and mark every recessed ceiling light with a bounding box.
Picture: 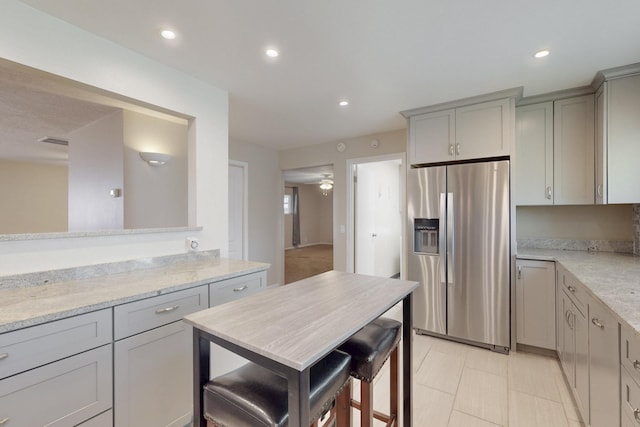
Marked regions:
[161,29,176,40]
[339,100,349,107]
[534,49,550,58]
[266,49,279,58]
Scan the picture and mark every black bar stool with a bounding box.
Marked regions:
[338,317,402,427]
[203,350,352,427]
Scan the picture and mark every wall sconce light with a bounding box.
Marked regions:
[139,152,171,166]
[319,174,333,196]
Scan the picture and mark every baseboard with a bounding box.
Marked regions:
[516,343,558,358]
[285,243,334,250]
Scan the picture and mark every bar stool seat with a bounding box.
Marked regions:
[338,317,402,427]
[203,350,352,427]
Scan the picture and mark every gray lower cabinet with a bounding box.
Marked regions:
[621,324,640,427]
[79,410,113,427]
[557,266,589,424]
[209,271,266,377]
[0,344,112,427]
[114,321,192,427]
[0,309,113,426]
[516,259,556,349]
[113,285,208,427]
[588,295,620,427]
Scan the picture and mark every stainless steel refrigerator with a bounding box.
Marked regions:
[407,159,510,352]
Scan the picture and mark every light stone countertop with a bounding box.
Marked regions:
[0,256,269,334]
[517,248,640,334]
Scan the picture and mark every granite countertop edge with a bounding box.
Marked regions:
[516,248,640,335]
[0,257,269,335]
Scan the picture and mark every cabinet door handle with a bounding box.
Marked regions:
[448,144,454,156]
[155,305,179,314]
[591,318,604,329]
[0,353,8,361]
[567,285,576,293]
[634,408,640,422]
[517,265,522,280]
[456,143,461,155]
[233,285,248,292]
[633,359,640,370]
[597,184,603,198]
[0,418,9,425]
[546,186,552,200]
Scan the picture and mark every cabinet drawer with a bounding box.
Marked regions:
[114,285,208,340]
[210,272,265,307]
[622,325,640,386]
[0,344,112,427]
[559,268,586,313]
[0,309,112,379]
[622,364,640,426]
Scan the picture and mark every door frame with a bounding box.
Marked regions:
[346,152,406,277]
[229,160,249,260]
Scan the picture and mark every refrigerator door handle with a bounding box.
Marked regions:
[446,192,454,286]
[439,193,446,284]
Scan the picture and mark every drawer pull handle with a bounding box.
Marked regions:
[633,360,640,370]
[0,418,9,425]
[0,353,8,361]
[635,408,640,422]
[591,318,604,329]
[567,285,576,293]
[155,305,179,314]
[233,285,248,292]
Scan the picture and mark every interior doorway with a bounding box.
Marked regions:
[282,165,334,284]
[347,154,404,278]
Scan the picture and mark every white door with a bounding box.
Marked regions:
[354,160,401,278]
[228,161,248,260]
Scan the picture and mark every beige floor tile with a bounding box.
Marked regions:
[413,334,435,370]
[508,352,562,402]
[413,384,455,427]
[465,346,509,377]
[448,410,502,427]
[416,350,465,394]
[453,367,508,425]
[508,389,569,427]
[554,374,583,422]
[430,337,472,358]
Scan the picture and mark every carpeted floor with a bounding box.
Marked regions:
[284,244,333,284]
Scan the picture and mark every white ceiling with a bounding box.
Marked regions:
[14,0,640,150]
[283,165,333,185]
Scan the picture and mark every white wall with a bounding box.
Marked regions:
[279,129,406,272]
[0,159,67,234]
[0,1,228,275]
[229,139,281,285]
[123,110,188,229]
[67,110,124,231]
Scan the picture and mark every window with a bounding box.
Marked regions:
[283,194,292,215]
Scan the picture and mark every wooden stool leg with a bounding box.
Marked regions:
[361,380,374,427]
[390,346,399,425]
[336,379,352,427]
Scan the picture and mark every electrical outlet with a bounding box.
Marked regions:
[186,237,199,251]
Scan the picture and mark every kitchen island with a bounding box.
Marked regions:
[184,270,419,427]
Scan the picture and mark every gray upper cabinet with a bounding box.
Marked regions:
[596,73,640,204]
[515,102,554,205]
[553,95,595,205]
[404,92,516,165]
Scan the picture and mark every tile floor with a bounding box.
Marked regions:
[343,312,585,426]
